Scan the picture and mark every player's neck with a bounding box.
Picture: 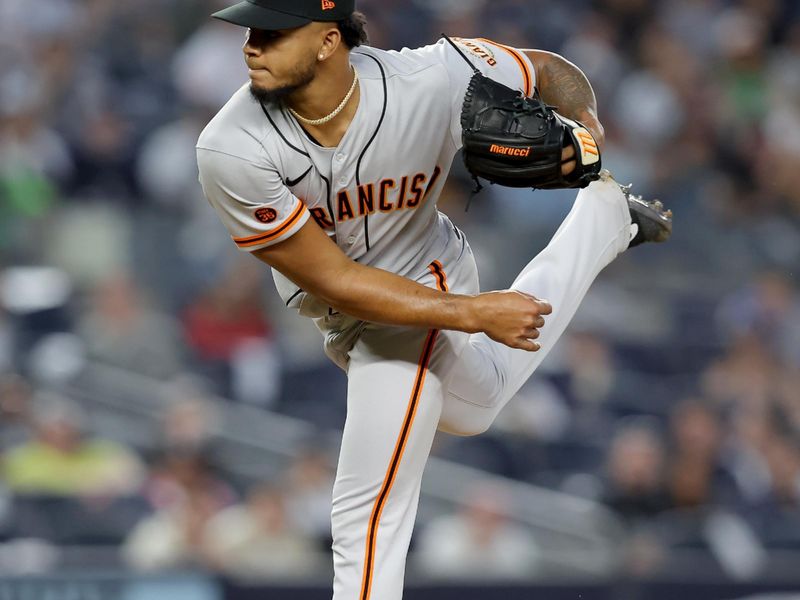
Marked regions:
[286,57,359,148]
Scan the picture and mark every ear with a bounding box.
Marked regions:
[317,26,342,61]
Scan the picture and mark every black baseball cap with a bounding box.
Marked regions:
[212,0,355,30]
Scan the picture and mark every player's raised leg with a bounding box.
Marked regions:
[439,173,635,436]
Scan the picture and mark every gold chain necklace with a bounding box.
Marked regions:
[289,67,359,126]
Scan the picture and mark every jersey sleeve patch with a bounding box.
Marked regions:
[197,147,311,253]
[233,200,309,249]
[254,207,279,224]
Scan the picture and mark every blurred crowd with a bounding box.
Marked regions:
[1,0,800,584]
[0,380,335,578]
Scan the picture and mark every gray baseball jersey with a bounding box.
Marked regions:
[197,37,535,315]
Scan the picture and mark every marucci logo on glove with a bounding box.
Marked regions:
[490,144,531,157]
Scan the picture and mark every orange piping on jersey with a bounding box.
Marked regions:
[233,202,307,248]
[428,260,449,292]
[476,38,533,97]
[359,264,448,600]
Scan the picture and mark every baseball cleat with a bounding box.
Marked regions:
[600,170,672,247]
[623,184,673,247]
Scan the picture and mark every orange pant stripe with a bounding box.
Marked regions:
[358,263,448,600]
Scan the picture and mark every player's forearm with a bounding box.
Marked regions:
[254,222,548,351]
[525,50,605,147]
[321,262,551,353]
[252,221,479,332]
[319,262,480,332]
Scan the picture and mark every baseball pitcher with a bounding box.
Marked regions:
[196,1,672,598]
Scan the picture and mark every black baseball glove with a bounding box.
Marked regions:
[460,72,602,190]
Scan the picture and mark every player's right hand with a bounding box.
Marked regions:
[469,290,553,351]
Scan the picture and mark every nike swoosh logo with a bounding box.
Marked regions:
[285,166,313,187]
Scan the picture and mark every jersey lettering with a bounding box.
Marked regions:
[379,179,396,212]
[330,167,439,223]
[395,176,409,210]
[452,37,498,67]
[425,166,442,198]
[310,207,335,229]
[358,183,376,216]
[405,173,427,208]
[337,190,355,221]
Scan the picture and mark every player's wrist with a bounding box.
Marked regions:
[578,111,605,149]
[456,294,484,334]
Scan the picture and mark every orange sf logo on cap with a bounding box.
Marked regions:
[321,0,335,9]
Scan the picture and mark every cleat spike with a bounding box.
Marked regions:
[595,169,673,247]
[618,182,673,248]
